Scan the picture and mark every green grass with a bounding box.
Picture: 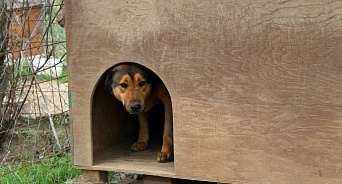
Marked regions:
[0,153,122,183]
[0,153,82,184]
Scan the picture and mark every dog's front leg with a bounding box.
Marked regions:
[131,112,149,151]
[157,98,173,162]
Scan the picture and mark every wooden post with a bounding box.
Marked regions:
[82,170,108,183]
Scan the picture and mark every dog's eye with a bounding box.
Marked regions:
[138,81,146,87]
[120,83,128,88]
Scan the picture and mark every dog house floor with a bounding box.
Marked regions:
[92,141,175,177]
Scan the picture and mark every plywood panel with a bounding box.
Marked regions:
[66,0,342,183]
[92,142,174,177]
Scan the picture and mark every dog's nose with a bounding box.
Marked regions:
[130,104,141,112]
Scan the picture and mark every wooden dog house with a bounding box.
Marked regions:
[66,0,342,183]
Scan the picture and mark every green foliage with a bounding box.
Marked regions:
[0,153,82,184]
[34,66,68,84]
[108,171,121,182]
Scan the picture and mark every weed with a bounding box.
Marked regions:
[108,171,121,182]
[0,153,82,183]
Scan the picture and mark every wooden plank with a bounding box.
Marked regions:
[66,0,342,183]
[92,141,175,177]
[65,0,91,167]
[143,175,172,184]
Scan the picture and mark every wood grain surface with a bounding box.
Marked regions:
[93,142,175,177]
[66,0,342,183]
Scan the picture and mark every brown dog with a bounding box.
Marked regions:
[105,63,173,162]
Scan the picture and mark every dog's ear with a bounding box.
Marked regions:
[103,69,115,90]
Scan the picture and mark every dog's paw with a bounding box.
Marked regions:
[157,152,173,163]
[131,142,148,151]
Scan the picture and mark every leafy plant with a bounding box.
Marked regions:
[108,171,121,182]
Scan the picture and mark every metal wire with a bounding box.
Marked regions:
[0,0,74,183]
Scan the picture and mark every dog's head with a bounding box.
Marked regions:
[104,63,154,115]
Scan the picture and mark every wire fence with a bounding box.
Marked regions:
[0,0,79,183]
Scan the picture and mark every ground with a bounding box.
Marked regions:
[67,172,143,184]
[0,114,71,164]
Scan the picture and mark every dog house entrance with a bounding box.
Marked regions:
[90,64,175,176]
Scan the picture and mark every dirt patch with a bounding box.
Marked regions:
[0,114,71,164]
